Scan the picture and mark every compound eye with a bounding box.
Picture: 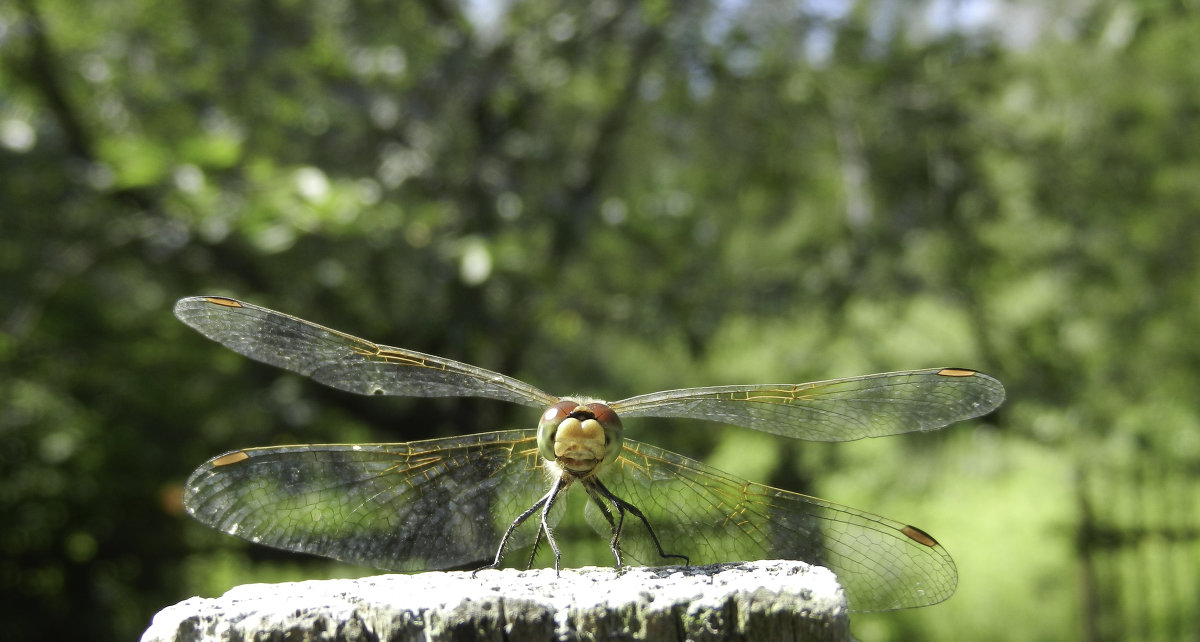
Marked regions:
[587,403,619,428]
[537,400,578,460]
[585,402,624,465]
[541,404,570,426]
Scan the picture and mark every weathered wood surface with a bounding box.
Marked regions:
[141,560,849,641]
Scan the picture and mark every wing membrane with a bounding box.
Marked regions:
[183,430,550,570]
[174,296,557,407]
[610,368,1004,442]
[598,439,956,612]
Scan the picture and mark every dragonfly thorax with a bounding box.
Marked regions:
[537,399,624,474]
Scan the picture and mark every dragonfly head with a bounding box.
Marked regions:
[537,399,624,474]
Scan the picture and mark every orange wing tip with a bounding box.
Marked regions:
[936,368,977,378]
[211,451,251,467]
[900,525,940,547]
[203,297,243,308]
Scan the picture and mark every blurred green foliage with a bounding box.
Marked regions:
[2,0,1198,640]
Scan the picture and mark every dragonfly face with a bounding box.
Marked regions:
[537,400,624,473]
[175,295,1006,612]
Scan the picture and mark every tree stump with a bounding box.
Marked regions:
[142,560,849,642]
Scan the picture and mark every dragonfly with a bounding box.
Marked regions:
[176,295,1005,612]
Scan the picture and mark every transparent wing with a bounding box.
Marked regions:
[610,368,1005,442]
[174,296,558,407]
[595,439,957,612]
[183,430,553,571]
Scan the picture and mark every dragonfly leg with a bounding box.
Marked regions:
[591,478,690,567]
[473,479,556,576]
[538,477,567,575]
[582,482,624,567]
[610,510,627,568]
[524,527,543,570]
